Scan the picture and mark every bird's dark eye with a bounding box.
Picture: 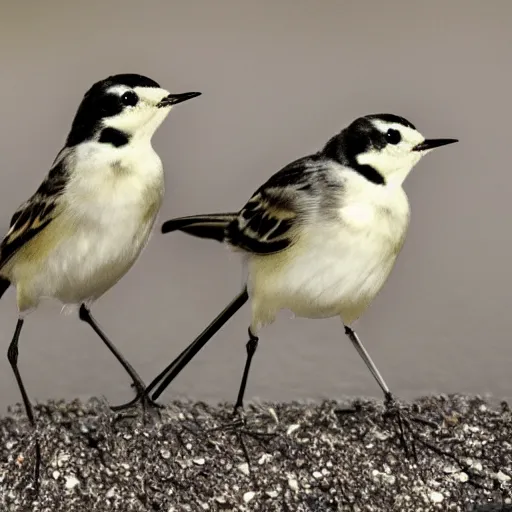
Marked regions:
[121,91,138,107]
[386,128,401,145]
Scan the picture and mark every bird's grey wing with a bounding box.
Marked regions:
[0,157,69,270]
[225,155,327,255]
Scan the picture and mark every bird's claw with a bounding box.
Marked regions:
[110,387,164,426]
[382,393,417,461]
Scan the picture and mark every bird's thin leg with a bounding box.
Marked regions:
[344,325,391,397]
[344,325,413,457]
[7,318,41,492]
[78,305,162,415]
[211,328,260,435]
[212,328,274,471]
[142,288,249,403]
[112,289,249,412]
[233,328,259,415]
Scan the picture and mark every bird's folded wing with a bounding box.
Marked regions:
[225,158,318,255]
[226,188,298,254]
[0,162,67,271]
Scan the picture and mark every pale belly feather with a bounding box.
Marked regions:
[10,167,163,312]
[248,191,410,330]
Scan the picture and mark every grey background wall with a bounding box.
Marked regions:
[0,0,511,411]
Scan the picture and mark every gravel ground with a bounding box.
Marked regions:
[0,395,511,512]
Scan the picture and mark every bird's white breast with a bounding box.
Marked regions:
[248,175,410,330]
[13,141,164,311]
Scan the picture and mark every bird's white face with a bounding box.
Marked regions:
[101,85,175,141]
[356,120,425,187]
[64,74,201,148]
[356,119,457,187]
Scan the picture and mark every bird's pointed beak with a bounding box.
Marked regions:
[157,91,202,108]
[412,138,458,152]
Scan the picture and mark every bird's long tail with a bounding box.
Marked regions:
[161,213,238,242]
[0,277,10,299]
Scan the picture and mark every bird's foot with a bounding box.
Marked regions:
[382,392,418,461]
[212,405,273,435]
[207,405,275,468]
[208,404,247,432]
[111,386,164,425]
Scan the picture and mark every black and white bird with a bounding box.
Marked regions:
[141,113,457,430]
[0,73,200,488]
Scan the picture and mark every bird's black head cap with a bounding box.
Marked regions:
[322,113,417,185]
[65,73,161,147]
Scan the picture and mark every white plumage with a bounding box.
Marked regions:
[9,139,164,312]
[248,165,411,330]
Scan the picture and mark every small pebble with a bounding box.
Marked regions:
[472,462,483,472]
[429,491,444,503]
[287,424,300,435]
[497,471,511,483]
[243,491,255,503]
[64,476,80,490]
[268,408,279,423]
[455,472,469,483]
[373,430,390,441]
[238,463,250,476]
[288,478,299,492]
